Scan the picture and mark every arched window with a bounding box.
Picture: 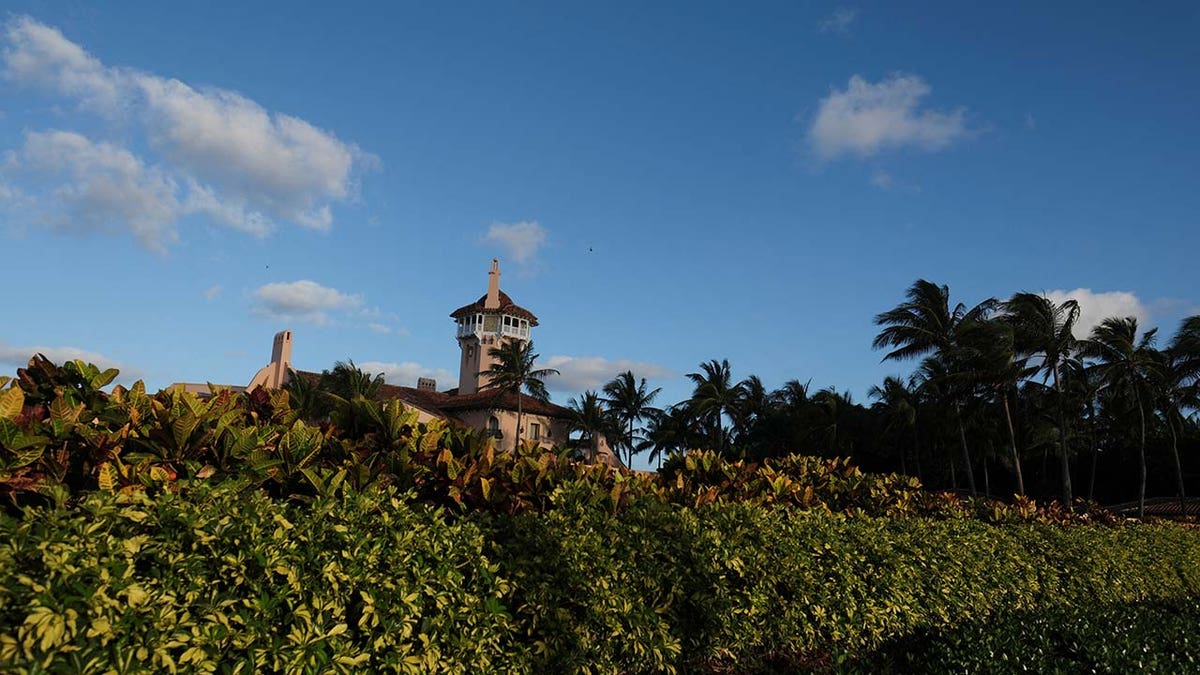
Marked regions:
[488,416,500,436]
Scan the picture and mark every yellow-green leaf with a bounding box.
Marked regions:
[0,387,24,420]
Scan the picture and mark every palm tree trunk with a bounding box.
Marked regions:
[1051,363,1073,506]
[1087,407,1098,502]
[953,401,976,495]
[629,418,636,470]
[516,394,523,453]
[1135,386,1146,519]
[983,459,991,497]
[1167,413,1186,508]
[912,423,923,484]
[1001,392,1025,496]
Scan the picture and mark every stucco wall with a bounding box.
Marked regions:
[453,408,567,452]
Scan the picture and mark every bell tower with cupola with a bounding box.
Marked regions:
[450,259,539,395]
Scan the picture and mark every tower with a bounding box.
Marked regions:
[450,259,538,394]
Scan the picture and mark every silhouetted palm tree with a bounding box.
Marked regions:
[1004,293,1081,503]
[1080,317,1162,518]
[686,359,744,455]
[874,279,996,494]
[869,375,920,479]
[481,340,560,451]
[602,371,662,469]
[566,390,616,462]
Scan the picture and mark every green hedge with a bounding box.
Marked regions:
[2,486,1199,673]
[0,487,523,673]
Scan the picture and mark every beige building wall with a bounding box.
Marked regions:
[453,408,569,453]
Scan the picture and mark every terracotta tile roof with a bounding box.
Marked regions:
[294,370,571,420]
[449,290,539,325]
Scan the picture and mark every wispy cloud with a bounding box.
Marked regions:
[252,280,366,325]
[481,220,547,267]
[808,73,969,161]
[203,284,222,300]
[542,355,674,394]
[1043,288,1149,338]
[819,7,859,34]
[367,322,392,334]
[356,360,453,389]
[1,16,374,249]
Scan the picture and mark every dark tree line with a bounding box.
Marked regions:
[572,281,1199,517]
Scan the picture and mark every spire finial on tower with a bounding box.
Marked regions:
[485,258,501,309]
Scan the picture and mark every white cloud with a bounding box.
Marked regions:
[356,360,453,389]
[203,284,221,300]
[542,355,674,394]
[1,16,373,246]
[367,322,391,334]
[1043,288,1149,339]
[253,280,364,325]
[17,130,181,251]
[819,7,859,34]
[808,73,968,161]
[481,221,546,266]
[0,342,139,380]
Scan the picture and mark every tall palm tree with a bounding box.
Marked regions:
[869,376,920,479]
[873,279,997,494]
[1003,292,1081,503]
[602,370,662,469]
[566,390,616,462]
[1079,317,1161,518]
[1170,316,1200,400]
[734,375,770,441]
[643,405,697,468]
[481,340,560,451]
[809,387,858,457]
[686,359,744,455]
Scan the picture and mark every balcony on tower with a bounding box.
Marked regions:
[455,312,532,339]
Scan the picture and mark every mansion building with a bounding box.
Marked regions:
[180,260,618,465]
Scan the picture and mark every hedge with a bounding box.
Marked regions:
[3,485,1199,673]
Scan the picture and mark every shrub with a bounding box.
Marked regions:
[0,486,520,673]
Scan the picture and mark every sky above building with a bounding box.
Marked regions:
[2,3,1198,446]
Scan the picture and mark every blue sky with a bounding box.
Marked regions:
[2,2,1198,433]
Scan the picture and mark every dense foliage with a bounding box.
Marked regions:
[2,356,1199,672]
[2,485,1198,673]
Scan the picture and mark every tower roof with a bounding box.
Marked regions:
[450,290,539,325]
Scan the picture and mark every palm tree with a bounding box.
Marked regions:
[734,375,770,441]
[1079,317,1162,518]
[480,340,560,451]
[1170,316,1200,402]
[322,359,385,400]
[1003,293,1081,504]
[643,405,697,468]
[602,371,662,469]
[873,279,997,494]
[869,376,920,479]
[685,359,744,455]
[566,390,616,462]
[809,387,859,458]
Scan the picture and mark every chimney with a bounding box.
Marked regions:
[484,258,501,309]
[417,377,437,392]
